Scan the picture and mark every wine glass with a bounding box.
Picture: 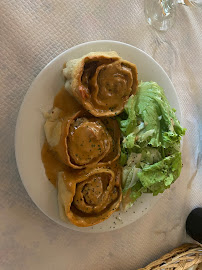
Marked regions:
[144,0,202,32]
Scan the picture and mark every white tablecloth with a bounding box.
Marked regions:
[1,1,202,269]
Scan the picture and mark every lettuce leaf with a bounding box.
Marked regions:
[122,147,162,195]
[138,152,182,195]
[122,152,182,208]
[119,81,185,149]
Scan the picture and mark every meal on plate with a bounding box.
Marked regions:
[41,51,185,227]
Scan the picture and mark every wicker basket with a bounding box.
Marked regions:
[138,244,202,270]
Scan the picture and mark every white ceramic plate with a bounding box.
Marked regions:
[15,40,181,233]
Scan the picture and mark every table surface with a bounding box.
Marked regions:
[0,1,202,270]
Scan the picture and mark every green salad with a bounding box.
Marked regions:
[117,81,185,209]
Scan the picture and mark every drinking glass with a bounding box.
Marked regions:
[144,0,202,31]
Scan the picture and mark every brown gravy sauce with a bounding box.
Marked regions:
[41,142,67,187]
[41,87,82,187]
[53,86,82,115]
